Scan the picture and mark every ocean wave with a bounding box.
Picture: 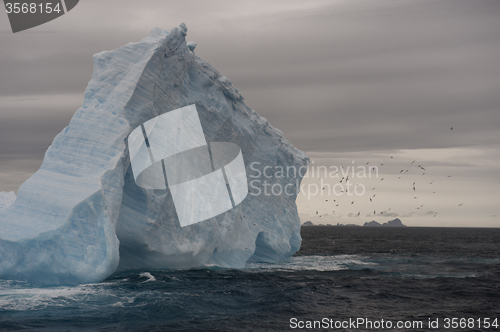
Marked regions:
[245,255,377,272]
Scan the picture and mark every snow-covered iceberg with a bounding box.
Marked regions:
[0,192,16,210]
[0,24,309,285]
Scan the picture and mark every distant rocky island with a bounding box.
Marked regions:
[363,218,406,227]
[302,218,407,227]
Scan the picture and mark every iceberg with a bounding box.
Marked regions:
[0,24,309,285]
[0,192,16,210]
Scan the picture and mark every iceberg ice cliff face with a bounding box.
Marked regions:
[0,192,16,210]
[0,24,309,285]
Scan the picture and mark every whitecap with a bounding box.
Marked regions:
[139,272,156,282]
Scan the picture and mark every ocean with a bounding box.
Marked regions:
[0,226,499,331]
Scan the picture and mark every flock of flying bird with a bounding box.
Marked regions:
[314,127,461,220]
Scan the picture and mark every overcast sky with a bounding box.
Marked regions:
[1,0,499,226]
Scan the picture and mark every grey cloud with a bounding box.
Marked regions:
[1,0,499,206]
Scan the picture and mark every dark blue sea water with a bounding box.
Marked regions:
[1,227,499,331]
